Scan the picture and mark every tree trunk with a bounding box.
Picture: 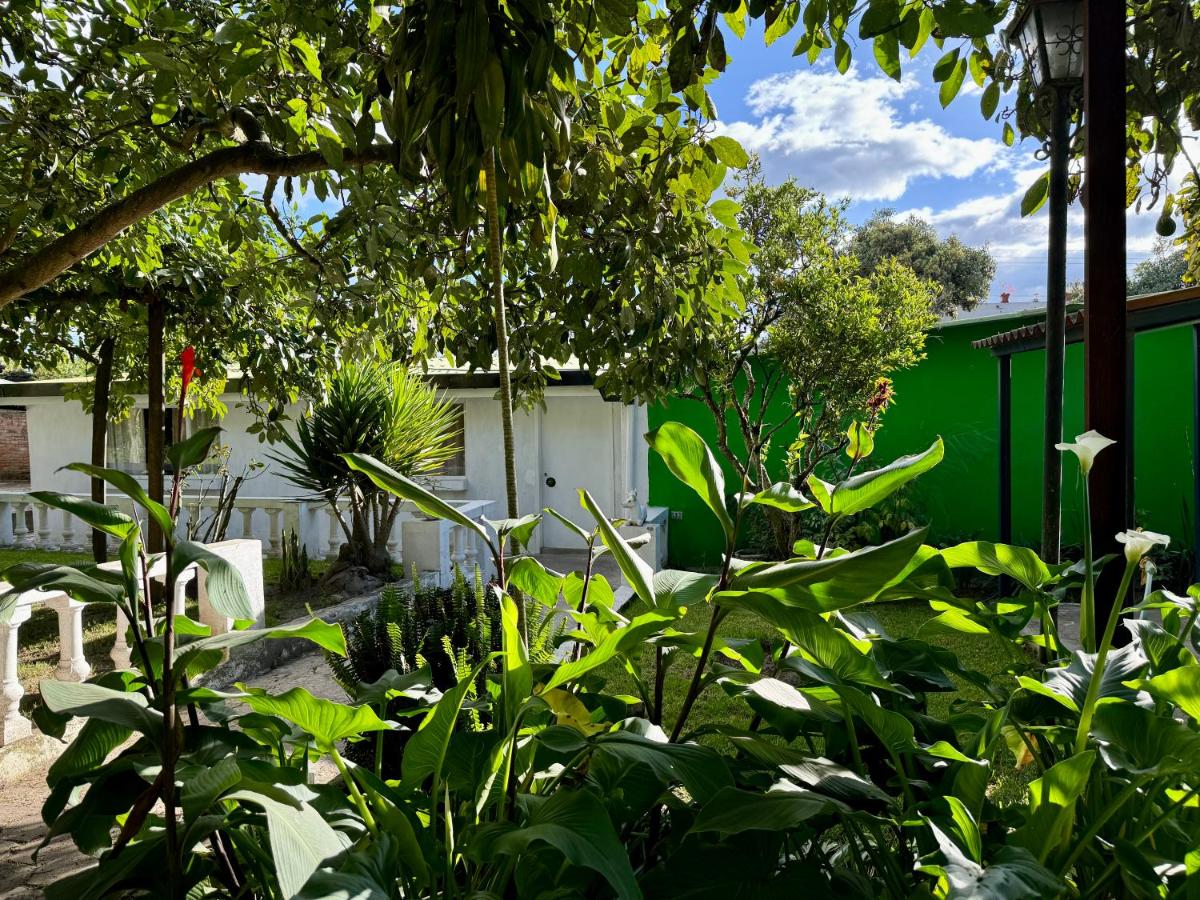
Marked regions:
[147,297,166,552]
[483,146,526,639]
[90,336,115,563]
[483,147,519,522]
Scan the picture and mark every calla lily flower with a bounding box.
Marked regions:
[1055,429,1115,475]
[1116,528,1170,563]
[180,346,199,393]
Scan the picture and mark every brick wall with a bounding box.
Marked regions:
[0,407,29,481]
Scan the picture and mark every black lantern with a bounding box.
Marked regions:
[1006,0,1084,88]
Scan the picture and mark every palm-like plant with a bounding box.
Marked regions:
[274,360,460,573]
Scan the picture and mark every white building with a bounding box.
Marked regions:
[0,362,667,568]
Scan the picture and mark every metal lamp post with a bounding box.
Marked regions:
[1007,0,1083,567]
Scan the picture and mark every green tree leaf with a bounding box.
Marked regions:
[807,438,943,517]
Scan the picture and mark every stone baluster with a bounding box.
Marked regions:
[327,507,343,559]
[60,508,76,550]
[0,500,13,547]
[450,524,467,576]
[111,605,132,670]
[266,508,282,557]
[45,594,92,682]
[12,501,32,548]
[0,603,32,746]
[463,523,479,575]
[240,507,255,541]
[35,501,53,548]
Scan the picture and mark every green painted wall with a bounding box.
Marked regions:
[648,316,1197,567]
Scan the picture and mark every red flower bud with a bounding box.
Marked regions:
[180,346,199,394]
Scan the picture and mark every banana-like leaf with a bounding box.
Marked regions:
[26,490,138,541]
[941,541,1052,592]
[542,609,675,691]
[738,481,814,513]
[807,437,943,517]
[64,463,174,537]
[173,617,347,681]
[500,590,532,733]
[593,726,732,804]
[235,685,393,750]
[507,556,564,607]
[920,820,1061,900]
[579,488,655,606]
[402,656,494,789]
[1010,751,1095,857]
[224,787,348,899]
[645,422,734,544]
[39,680,162,739]
[719,676,840,741]
[173,540,255,621]
[484,789,640,900]
[1035,643,1149,711]
[837,685,916,754]
[46,718,133,788]
[1091,702,1200,775]
[728,528,927,612]
[181,756,242,819]
[651,569,718,610]
[543,506,592,544]
[1140,665,1200,721]
[486,513,541,549]
[780,756,892,805]
[342,452,494,553]
[690,785,844,835]
[0,564,126,624]
[166,425,222,471]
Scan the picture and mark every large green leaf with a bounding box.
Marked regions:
[543,506,592,544]
[402,657,493,788]
[780,756,892,805]
[645,422,734,544]
[173,540,255,621]
[64,463,174,537]
[1091,703,1200,775]
[173,618,347,679]
[507,556,564,607]
[941,541,1052,592]
[579,488,655,605]
[720,676,840,741]
[39,680,162,738]
[542,609,675,691]
[1141,665,1200,721]
[236,685,392,750]
[727,528,927,611]
[1010,751,1095,856]
[166,425,222,471]
[0,564,125,624]
[225,788,347,899]
[181,756,242,819]
[740,481,814,513]
[920,821,1061,900]
[1033,643,1149,712]
[46,719,133,788]
[807,438,943,517]
[26,491,138,540]
[343,452,494,552]
[652,569,718,610]
[499,590,532,732]
[593,728,732,804]
[486,789,640,900]
[691,785,843,835]
[837,685,917,755]
[485,513,541,549]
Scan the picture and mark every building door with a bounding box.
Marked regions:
[539,395,618,548]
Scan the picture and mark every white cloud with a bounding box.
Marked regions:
[717,65,1003,201]
[896,165,1168,302]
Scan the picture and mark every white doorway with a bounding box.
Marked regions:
[539,395,619,548]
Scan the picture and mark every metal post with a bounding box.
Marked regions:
[1194,323,1200,583]
[1083,0,1128,642]
[999,354,1013,597]
[1042,85,1071,567]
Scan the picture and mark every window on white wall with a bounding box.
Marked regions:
[433,404,466,477]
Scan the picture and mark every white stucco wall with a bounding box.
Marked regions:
[17,384,651,556]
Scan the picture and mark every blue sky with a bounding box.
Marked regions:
[707,21,1165,304]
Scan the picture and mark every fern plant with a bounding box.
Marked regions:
[326,565,501,693]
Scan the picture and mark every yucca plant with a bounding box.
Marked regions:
[272,360,460,574]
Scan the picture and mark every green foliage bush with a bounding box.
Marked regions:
[4,425,1199,899]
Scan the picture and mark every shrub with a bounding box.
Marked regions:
[278,527,312,592]
[13,425,1200,899]
[273,360,460,574]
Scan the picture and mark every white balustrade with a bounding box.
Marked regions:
[0,538,264,749]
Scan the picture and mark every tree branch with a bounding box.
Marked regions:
[0,142,393,308]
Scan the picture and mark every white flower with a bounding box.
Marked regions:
[1055,430,1116,475]
[1116,529,1170,563]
